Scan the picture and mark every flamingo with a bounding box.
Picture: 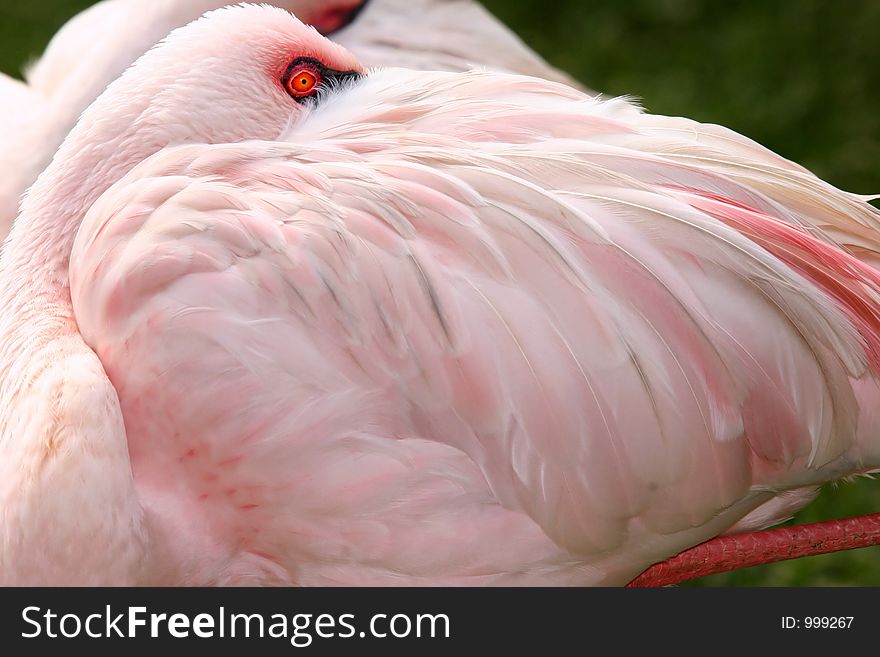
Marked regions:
[0,0,364,240]
[1,4,879,585]
[328,0,582,87]
[0,0,583,240]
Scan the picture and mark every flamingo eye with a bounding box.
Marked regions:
[286,68,320,99]
[282,57,363,103]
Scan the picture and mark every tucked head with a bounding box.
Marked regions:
[0,2,370,239]
[79,4,366,150]
[15,4,366,241]
[157,5,365,140]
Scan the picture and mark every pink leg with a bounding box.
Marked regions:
[627,513,880,587]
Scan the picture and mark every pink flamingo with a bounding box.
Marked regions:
[329,0,582,86]
[1,5,879,585]
[0,0,581,239]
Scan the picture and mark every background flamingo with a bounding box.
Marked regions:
[0,0,584,240]
[1,5,879,585]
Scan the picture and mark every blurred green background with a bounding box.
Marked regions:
[1,0,878,585]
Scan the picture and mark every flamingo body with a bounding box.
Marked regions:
[1,6,879,585]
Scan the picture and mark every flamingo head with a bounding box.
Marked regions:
[172,4,363,137]
[19,4,366,233]
[83,4,366,151]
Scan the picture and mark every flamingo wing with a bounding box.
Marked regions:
[332,0,586,89]
[69,69,880,585]
[23,0,132,97]
[617,113,880,265]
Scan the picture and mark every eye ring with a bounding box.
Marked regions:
[289,69,318,96]
[285,66,321,99]
[282,57,363,103]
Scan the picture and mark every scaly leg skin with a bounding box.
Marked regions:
[627,513,880,587]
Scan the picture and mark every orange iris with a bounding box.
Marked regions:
[288,69,319,97]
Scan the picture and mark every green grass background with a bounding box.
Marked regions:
[1,0,878,585]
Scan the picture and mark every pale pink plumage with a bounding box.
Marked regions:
[1,5,879,585]
[0,0,583,238]
[0,0,365,238]
[330,0,583,87]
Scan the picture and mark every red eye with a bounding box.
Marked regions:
[287,68,320,98]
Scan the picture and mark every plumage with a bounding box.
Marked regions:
[0,0,584,239]
[331,0,582,87]
[0,73,31,117]
[1,5,879,585]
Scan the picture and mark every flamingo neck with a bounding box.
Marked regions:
[1,139,140,307]
[0,88,162,388]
